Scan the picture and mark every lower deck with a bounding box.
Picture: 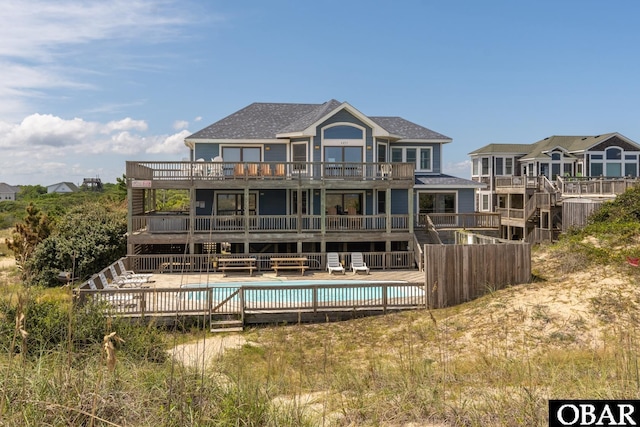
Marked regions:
[77,269,427,330]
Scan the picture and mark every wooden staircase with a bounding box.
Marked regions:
[210,318,244,333]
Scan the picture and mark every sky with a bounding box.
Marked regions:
[1,0,640,186]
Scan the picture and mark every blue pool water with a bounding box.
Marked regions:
[180,280,424,303]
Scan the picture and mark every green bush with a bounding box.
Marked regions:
[25,202,127,287]
[0,297,167,362]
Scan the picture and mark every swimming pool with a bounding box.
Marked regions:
[180,280,425,304]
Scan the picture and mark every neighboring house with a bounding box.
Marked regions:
[125,100,484,267]
[0,183,18,201]
[47,182,79,194]
[469,133,640,242]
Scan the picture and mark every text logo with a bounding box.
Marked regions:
[549,400,640,426]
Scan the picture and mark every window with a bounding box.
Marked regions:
[391,148,403,162]
[406,148,416,165]
[505,158,513,175]
[482,194,490,211]
[217,193,256,215]
[292,143,306,171]
[625,163,637,177]
[606,148,621,160]
[222,147,260,162]
[495,158,503,175]
[377,190,386,214]
[481,158,489,175]
[292,190,308,214]
[326,193,362,215]
[377,143,387,162]
[419,148,432,170]
[419,193,456,214]
[589,148,634,177]
[323,125,363,139]
[472,159,478,176]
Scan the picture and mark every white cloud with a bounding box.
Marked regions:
[443,160,472,178]
[147,130,191,154]
[173,120,189,130]
[194,116,202,122]
[0,1,193,120]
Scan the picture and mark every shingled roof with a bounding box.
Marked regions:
[186,100,451,142]
[0,183,18,193]
[470,133,637,159]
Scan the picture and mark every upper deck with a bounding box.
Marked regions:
[126,161,415,189]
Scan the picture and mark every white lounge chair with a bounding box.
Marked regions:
[350,252,370,275]
[97,272,122,289]
[116,260,153,280]
[326,252,345,275]
[108,265,147,287]
[94,272,141,308]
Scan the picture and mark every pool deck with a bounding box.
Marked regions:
[148,269,426,288]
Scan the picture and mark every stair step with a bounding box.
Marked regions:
[211,320,243,325]
[210,326,244,333]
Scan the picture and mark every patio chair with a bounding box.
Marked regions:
[210,156,224,177]
[116,260,153,280]
[350,252,370,275]
[97,272,122,289]
[94,273,139,307]
[326,252,345,275]
[108,265,147,287]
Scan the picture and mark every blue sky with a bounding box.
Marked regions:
[1,0,640,185]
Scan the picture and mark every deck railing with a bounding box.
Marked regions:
[495,176,539,189]
[126,161,415,182]
[418,213,501,229]
[132,213,411,233]
[557,176,639,196]
[76,282,426,318]
[119,251,416,274]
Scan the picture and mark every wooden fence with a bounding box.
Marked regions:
[75,282,427,324]
[423,243,531,309]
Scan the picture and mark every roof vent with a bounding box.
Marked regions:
[581,137,587,140]
[594,135,600,138]
[544,137,549,140]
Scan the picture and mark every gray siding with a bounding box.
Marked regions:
[264,144,286,162]
[391,189,408,214]
[457,188,476,213]
[260,190,287,215]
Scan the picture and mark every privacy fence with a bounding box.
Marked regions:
[424,241,531,309]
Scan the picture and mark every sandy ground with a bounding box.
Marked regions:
[0,257,15,268]
[169,334,247,369]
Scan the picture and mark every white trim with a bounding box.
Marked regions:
[285,102,389,138]
[321,123,365,162]
[377,140,388,162]
[291,141,309,174]
[394,138,452,144]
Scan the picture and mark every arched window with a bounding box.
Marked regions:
[323,125,363,140]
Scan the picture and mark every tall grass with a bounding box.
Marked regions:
[2,242,640,425]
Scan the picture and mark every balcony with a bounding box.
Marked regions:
[131,213,411,234]
[126,161,415,183]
